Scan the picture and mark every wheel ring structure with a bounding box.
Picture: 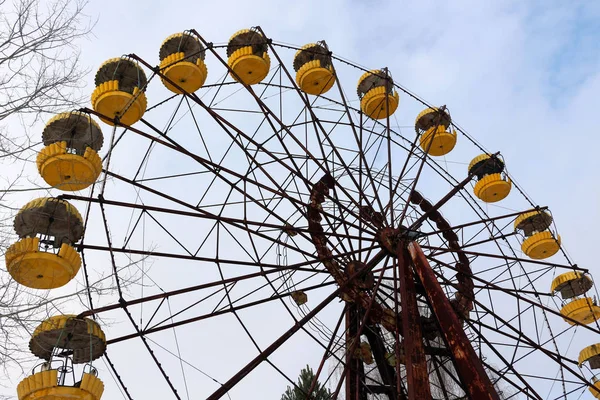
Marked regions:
[16,26,597,400]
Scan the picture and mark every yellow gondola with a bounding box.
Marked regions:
[468,154,511,202]
[293,42,335,95]
[5,198,83,289]
[37,111,103,191]
[579,343,600,369]
[29,315,106,362]
[159,32,208,94]
[559,297,600,325]
[415,107,456,156]
[18,315,106,400]
[514,210,560,259]
[91,57,148,126]
[357,69,399,120]
[227,29,270,85]
[17,369,104,400]
[551,271,593,299]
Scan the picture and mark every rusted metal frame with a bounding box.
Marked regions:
[363,323,402,400]
[132,95,185,181]
[391,248,403,400]
[451,201,571,383]
[176,39,379,237]
[461,315,542,398]
[510,373,585,386]
[145,92,179,113]
[146,278,234,333]
[388,159,423,224]
[423,350,466,393]
[459,214,515,247]
[191,98,269,210]
[121,209,146,249]
[234,206,314,374]
[245,211,350,353]
[423,336,452,400]
[268,98,357,260]
[205,71,230,108]
[107,278,339,346]
[429,232,518,258]
[209,106,267,114]
[86,108,373,245]
[385,132,426,218]
[61,194,369,239]
[396,246,431,399]
[264,359,316,400]
[202,66,296,223]
[465,305,591,396]
[428,259,596,389]
[476,264,554,298]
[471,284,553,298]
[416,157,561,350]
[143,297,170,331]
[84,106,282,203]
[146,106,376,244]
[304,107,357,259]
[327,61,393,222]
[345,305,367,400]
[144,211,195,256]
[84,237,377,278]
[420,244,580,271]
[204,261,380,400]
[425,254,600,336]
[100,170,332,262]
[359,125,394,217]
[394,109,454,230]
[183,96,215,164]
[97,197,124,298]
[408,242,501,400]
[306,304,348,399]
[215,226,264,369]
[408,166,482,231]
[331,256,392,399]
[505,320,585,371]
[469,259,522,282]
[98,196,182,399]
[250,29,387,229]
[479,307,589,378]
[384,69,395,223]
[121,303,182,399]
[75,179,134,398]
[359,112,366,262]
[79,243,324,272]
[250,47,487,201]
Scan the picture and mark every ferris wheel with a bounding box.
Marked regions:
[6,26,600,399]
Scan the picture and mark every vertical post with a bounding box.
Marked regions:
[345,304,367,400]
[397,246,432,399]
[345,306,354,400]
[407,242,501,400]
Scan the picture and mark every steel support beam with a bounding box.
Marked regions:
[408,242,500,400]
[397,246,431,399]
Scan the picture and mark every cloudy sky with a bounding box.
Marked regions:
[2,0,600,399]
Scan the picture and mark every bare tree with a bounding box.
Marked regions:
[0,0,93,154]
[0,0,98,393]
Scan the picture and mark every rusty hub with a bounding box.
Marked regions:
[378,227,403,255]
